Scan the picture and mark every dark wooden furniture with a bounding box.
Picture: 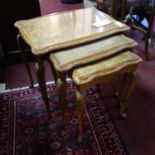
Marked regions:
[0,0,41,58]
[96,0,126,19]
[96,0,155,60]
[145,4,155,60]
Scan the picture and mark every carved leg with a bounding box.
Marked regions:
[48,60,58,82]
[144,5,155,61]
[114,77,121,102]
[120,71,137,117]
[56,72,67,133]
[121,0,126,20]
[17,34,34,88]
[75,87,85,144]
[114,74,128,107]
[49,61,67,131]
[35,56,52,121]
[94,84,101,94]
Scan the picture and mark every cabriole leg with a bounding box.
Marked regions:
[120,71,137,117]
[17,34,34,88]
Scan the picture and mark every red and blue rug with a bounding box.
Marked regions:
[0,82,127,155]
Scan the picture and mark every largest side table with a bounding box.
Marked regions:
[14,7,129,122]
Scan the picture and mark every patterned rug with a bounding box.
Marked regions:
[0,82,127,155]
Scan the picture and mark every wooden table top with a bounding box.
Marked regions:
[72,51,142,85]
[50,34,137,71]
[15,7,129,55]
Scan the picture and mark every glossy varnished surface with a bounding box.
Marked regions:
[15,7,129,55]
[50,35,137,71]
[72,51,142,85]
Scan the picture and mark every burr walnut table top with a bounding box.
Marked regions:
[15,7,129,55]
[50,34,137,71]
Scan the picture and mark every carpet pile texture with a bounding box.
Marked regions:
[0,82,126,155]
